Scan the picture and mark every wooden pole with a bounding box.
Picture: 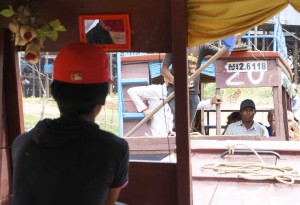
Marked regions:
[45,52,49,98]
[32,61,36,97]
[293,27,299,84]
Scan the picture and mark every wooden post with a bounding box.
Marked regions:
[109,53,113,94]
[254,26,258,49]
[200,84,205,134]
[216,88,221,135]
[45,52,49,98]
[32,62,36,97]
[172,0,192,204]
[293,27,299,84]
[3,29,25,141]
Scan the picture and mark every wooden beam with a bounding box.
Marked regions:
[0,30,3,148]
[293,27,299,83]
[172,0,192,205]
[0,28,13,205]
[3,29,24,144]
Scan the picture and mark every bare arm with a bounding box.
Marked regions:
[161,53,174,85]
[161,63,174,85]
[210,95,222,105]
[197,95,222,110]
[103,188,122,205]
[127,87,147,112]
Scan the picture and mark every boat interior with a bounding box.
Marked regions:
[1,0,300,204]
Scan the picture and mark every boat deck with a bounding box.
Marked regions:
[168,140,300,205]
[120,138,300,204]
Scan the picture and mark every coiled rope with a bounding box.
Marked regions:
[201,143,300,184]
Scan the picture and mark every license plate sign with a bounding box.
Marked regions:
[225,61,267,72]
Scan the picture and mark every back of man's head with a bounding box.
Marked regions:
[51,42,109,117]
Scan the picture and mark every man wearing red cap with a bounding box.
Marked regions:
[12,42,129,205]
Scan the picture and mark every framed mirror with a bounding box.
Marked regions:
[79,14,131,51]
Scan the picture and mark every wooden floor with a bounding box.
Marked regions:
[151,139,300,205]
[193,181,300,205]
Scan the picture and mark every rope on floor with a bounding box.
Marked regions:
[201,143,300,184]
[168,131,203,137]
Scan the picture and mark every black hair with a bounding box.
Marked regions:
[86,23,113,44]
[267,109,275,119]
[222,111,242,135]
[227,111,242,125]
[51,80,109,118]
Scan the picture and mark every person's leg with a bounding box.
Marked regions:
[189,94,200,128]
[167,85,175,116]
[167,85,175,131]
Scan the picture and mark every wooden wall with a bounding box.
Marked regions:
[0,1,186,204]
[118,161,178,205]
[0,29,24,205]
[0,0,172,52]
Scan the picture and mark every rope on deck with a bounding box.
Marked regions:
[201,143,300,184]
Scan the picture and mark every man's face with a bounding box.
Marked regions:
[240,107,255,122]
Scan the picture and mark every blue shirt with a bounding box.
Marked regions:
[224,120,269,137]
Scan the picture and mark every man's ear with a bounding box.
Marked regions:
[94,104,102,117]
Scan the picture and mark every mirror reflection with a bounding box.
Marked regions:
[79,14,131,51]
[85,19,126,44]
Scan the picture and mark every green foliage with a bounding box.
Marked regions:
[0,5,14,17]
[49,19,66,32]
[0,4,66,49]
[203,83,226,98]
[203,83,274,106]
[38,19,66,41]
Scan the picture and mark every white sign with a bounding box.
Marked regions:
[225,61,268,72]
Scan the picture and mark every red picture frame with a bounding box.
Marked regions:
[79,14,131,51]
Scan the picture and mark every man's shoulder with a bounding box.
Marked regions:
[162,53,173,65]
[94,129,129,149]
[193,43,214,49]
[230,120,243,127]
[253,121,266,128]
[12,129,36,151]
[253,121,268,133]
[95,129,125,139]
[225,121,242,132]
[163,53,172,59]
[190,43,219,56]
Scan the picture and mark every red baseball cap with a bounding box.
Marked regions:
[53,42,109,84]
[100,20,125,32]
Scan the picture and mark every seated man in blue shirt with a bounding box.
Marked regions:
[224,99,269,137]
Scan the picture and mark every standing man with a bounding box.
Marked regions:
[161,44,221,127]
[127,83,173,136]
[224,99,269,137]
[127,83,222,136]
[12,42,129,205]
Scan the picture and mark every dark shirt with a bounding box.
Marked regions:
[86,23,113,44]
[162,43,219,94]
[12,117,129,205]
